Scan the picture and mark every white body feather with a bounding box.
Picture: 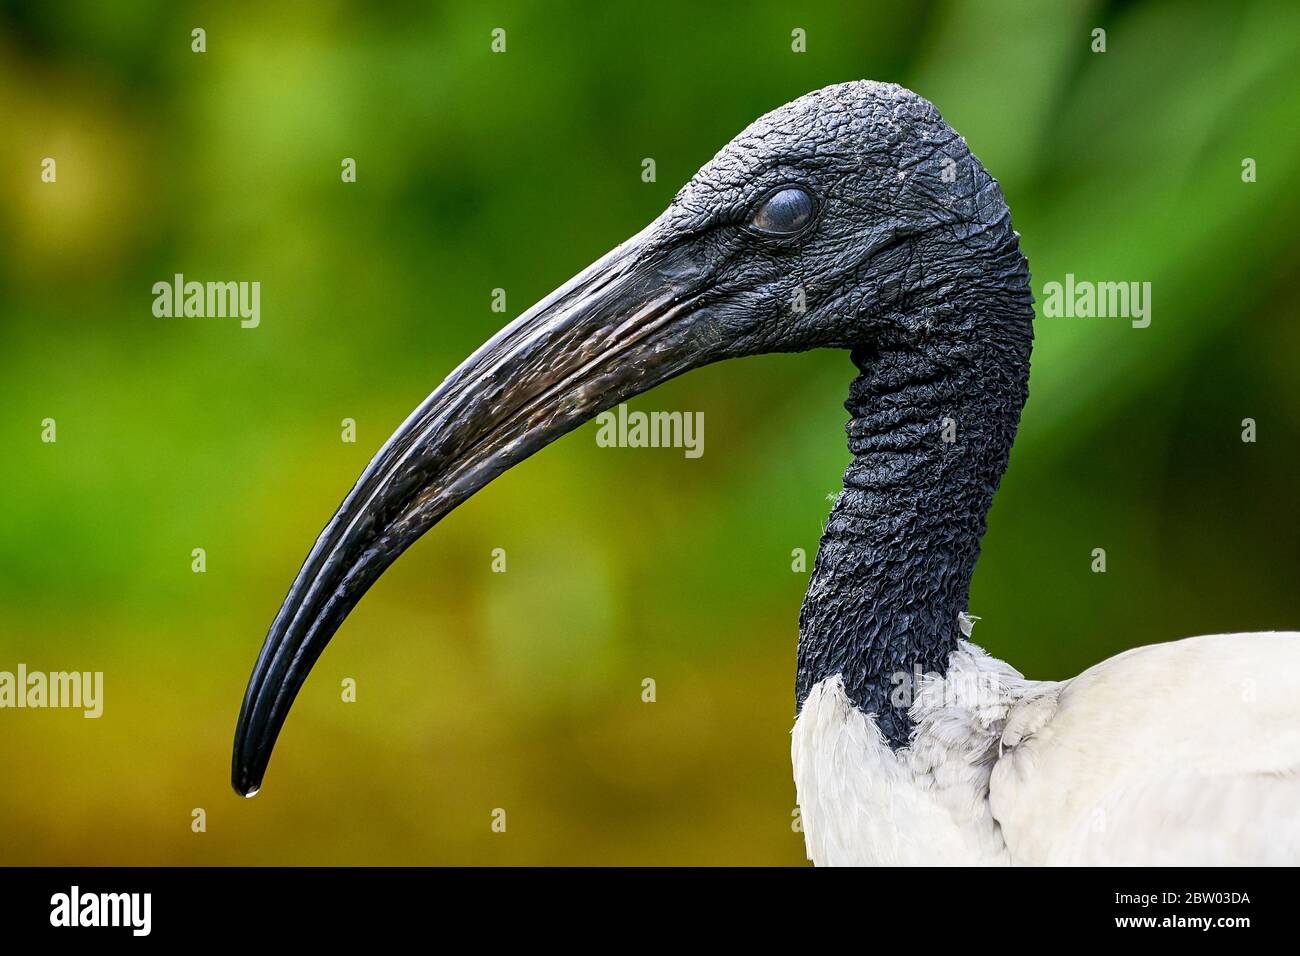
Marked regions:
[792,632,1300,865]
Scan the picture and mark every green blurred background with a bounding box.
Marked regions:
[2,0,1298,865]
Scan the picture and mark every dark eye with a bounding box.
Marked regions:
[748,186,816,236]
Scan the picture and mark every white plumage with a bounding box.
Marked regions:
[793,631,1300,865]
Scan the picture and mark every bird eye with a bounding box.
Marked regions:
[748,186,816,236]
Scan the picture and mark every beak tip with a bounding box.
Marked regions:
[231,756,264,798]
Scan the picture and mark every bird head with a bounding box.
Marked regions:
[232,80,1032,797]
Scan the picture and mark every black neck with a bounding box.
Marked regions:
[796,294,1033,747]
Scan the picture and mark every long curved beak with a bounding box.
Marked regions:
[232,217,715,796]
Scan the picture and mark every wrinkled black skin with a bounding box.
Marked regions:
[797,289,1033,747]
[233,81,1033,794]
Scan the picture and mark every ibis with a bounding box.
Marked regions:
[233,81,1300,865]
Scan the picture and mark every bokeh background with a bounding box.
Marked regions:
[2,0,1298,865]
